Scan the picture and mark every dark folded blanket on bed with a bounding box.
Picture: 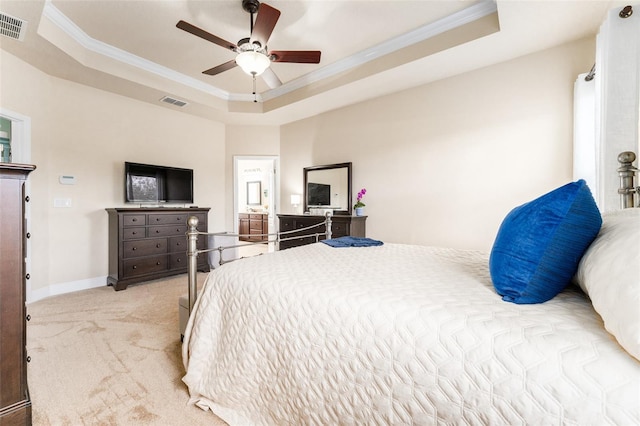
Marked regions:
[321,236,384,248]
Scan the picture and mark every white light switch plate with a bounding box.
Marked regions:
[53,198,72,208]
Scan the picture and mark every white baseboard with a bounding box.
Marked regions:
[27,276,107,304]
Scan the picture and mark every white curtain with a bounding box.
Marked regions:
[573,73,597,195]
[574,4,640,212]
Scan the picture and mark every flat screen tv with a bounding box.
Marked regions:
[125,162,193,204]
[307,182,331,206]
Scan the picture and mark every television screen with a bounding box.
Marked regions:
[125,162,193,204]
[307,182,331,206]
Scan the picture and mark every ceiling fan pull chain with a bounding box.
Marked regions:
[253,74,257,103]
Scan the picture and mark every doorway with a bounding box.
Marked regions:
[233,156,279,254]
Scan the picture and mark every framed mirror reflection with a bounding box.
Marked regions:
[303,162,352,215]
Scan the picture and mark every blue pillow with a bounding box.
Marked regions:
[489,180,602,304]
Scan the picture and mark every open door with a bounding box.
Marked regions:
[233,156,279,253]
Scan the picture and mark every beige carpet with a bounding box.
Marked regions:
[27,273,227,426]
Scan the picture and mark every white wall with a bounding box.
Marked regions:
[281,37,596,251]
[1,50,226,301]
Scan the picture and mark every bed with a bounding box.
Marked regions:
[181,152,640,425]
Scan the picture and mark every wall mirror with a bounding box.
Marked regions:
[303,162,352,215]
[246,181,262,205]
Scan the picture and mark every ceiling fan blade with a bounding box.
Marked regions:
[177,20,237,52]
[250,3,281,47]
[203,59,238,76]
[261,67,282,89]
[270,50,321,64]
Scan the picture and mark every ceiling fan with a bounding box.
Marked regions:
[177,0,321,94]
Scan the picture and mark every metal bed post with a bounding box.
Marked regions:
[325,212,332,240]
[186,216,200,314]
[617,151,639,208]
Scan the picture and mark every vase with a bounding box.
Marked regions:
[355,207,364,216]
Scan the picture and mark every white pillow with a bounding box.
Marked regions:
[575,208,640,360]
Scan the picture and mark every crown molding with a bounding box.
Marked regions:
[41,1,230,100]
[260,0,498,102]
[39,0,497,107]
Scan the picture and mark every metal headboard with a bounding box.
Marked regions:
[185,212,333,314]
[618,151,639,209]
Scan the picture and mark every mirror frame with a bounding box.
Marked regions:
[246,181,262,205]
[303,162,352,215]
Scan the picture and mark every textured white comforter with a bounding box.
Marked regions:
[182,243,640,425]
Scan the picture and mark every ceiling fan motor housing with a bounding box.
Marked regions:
[242,0,261,15]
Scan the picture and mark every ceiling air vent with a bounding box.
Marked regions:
[160,96,188,108]
[0,11,27,41]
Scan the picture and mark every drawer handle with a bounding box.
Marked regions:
[132,231,137,235]
[25,273,30,280]
[26,232,31,239]
[156,261,161,265]
[156,244,161,248]
[176,242,181,246]
[176,228,180,232]
[133,265,137,269]
[132,218,137,222]
[26,314,31,321]
[177,258,182,263]
[25,196,30,202]
[156,218,160,221]
[26,356,31,363]
[156,230,160,233]
[132,247,137,251]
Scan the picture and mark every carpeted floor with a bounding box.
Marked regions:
[26,273,227,425]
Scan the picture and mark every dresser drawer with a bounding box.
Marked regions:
[249,220,263,231]
[123,238,167,258]
[123,255,167,278]
[169,253,188,270]
[279,218,294,232]
[331,222,348,237]
[168,235,206,253]
[148,213,188,225]
[123,214,146,227]
[169,253,208,270]
[149,225,187,237]
[122,227,146,240]
[249,214,265,220]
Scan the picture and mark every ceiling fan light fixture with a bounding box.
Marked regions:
[236,50,270,76]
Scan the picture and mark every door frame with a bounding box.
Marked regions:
[1,108,33,301]
[233,155,280,240]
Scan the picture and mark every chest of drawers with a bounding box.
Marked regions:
[106,208,210,290]
[277,214,366,250]
[238,213,268,242]
[0,164,35,425]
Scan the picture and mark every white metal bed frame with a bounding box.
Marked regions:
[184,212,333,315]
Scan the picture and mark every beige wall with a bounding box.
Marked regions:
[1,35,596,300]
[1,51,226,301]
[280,37,596,250]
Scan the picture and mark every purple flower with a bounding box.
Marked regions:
[354,188,367,208]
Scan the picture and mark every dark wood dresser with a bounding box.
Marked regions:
[277,214,366,250]
[106,207,210,291]
[0,163,35,425]
[238,213,268,242]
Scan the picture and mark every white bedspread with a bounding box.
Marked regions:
[182,243,640,425]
